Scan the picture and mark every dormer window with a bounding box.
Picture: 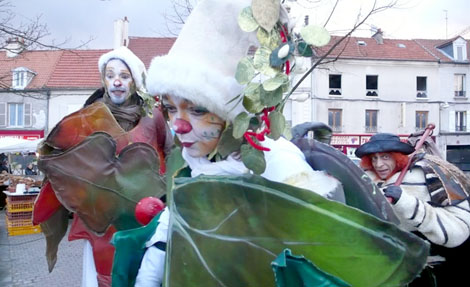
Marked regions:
[11,67,35,90]
[438,37,468,62]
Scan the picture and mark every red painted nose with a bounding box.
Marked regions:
[173,118,192,134]
[114,79,121,86]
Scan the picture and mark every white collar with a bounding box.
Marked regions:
[181,148,248,177]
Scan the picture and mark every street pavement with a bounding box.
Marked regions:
[0,209,83,287]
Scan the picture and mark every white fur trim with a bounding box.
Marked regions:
[146,0,257,121]
[98,46,146,91]
[147,55,246,121]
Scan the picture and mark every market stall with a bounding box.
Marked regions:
[0,138,43,235]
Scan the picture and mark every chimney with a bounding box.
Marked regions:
[372,28,383,45]
[5,37,25,57]
[113,16,129,49]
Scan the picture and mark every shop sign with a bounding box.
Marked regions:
[0,130,44,140]
[331,135,360,145]
[361,135,408,144]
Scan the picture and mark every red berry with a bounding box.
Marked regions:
[135,197,165,225]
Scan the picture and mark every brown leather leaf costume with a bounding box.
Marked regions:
[33,47,173,287]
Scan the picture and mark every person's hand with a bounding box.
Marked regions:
[383,185,402,205]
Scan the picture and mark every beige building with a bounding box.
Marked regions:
[286,32,469,173]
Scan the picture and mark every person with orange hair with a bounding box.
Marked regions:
[355,133,470,286]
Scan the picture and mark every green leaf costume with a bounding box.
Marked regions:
[162,173,429,287]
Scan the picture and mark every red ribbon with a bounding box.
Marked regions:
[243,107,275,151]
[280,27,290,75]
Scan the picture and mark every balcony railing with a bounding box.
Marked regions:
[329,89,342,96]
[365,126,377,133]
[454,91,467,97]
[416,91,427,98]
[456,125,467,132]
[366,89,378,97]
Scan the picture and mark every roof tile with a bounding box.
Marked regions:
[316,35,438,62]
[47,49,110,88]
[128,37,175,68]
[0,50,63,89]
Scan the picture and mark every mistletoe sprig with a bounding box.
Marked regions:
[137,90,158,118]
[216,0,331,175]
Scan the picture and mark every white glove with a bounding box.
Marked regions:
[135,246,166,287]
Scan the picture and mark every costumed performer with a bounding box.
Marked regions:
[33,46,173,287]
[135,0,345,286]
[127,1,429,287]
[355,132,470,286]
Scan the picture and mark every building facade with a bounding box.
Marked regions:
[1,28,468,173]
[300,33,470,173]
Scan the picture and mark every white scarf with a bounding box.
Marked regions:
[181,148,248,177]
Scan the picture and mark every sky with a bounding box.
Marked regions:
[8,0,470,49]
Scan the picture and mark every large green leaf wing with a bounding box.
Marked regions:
[164,175,429,287]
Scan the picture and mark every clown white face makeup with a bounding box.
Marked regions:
[371,152,397,180]
[162,95,225,157]
[104,59,134,105]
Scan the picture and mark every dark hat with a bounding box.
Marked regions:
[355,133,414,158]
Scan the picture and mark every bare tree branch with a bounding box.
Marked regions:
[156,0,195,36]
[283,0,399,107]
[0,0,95,99]
[0,0,92,52]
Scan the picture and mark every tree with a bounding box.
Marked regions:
[0,0,93,53]
[161,0,197,36]
[0,0,52,52]
[288,0,400,96]
[165,0,401,90]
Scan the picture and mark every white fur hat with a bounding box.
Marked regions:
[98,46,146,92]
[147,0,258,121]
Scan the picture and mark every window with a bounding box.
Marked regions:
[456,111,467,132]
[328,109,342,132]
[457,46,463,61]
[13,70,25,88]
[416,76,427,98]
[7,103,32,127]
[11,67,35,90]
[416,111,428,130]
[454,74,466,97]
[365,110,378,133]
[454,41,467,61]
[366,75,378,96]
[329,74,342,95]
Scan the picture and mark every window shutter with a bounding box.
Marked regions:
[449,112,456,132]
[24,103,32,127]
[467,111,469,132]
[0,103,6,127]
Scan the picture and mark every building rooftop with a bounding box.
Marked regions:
[0,50,63,89]
[47,49,110,89]
[128,37,176,68]
[316,35,439,62]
